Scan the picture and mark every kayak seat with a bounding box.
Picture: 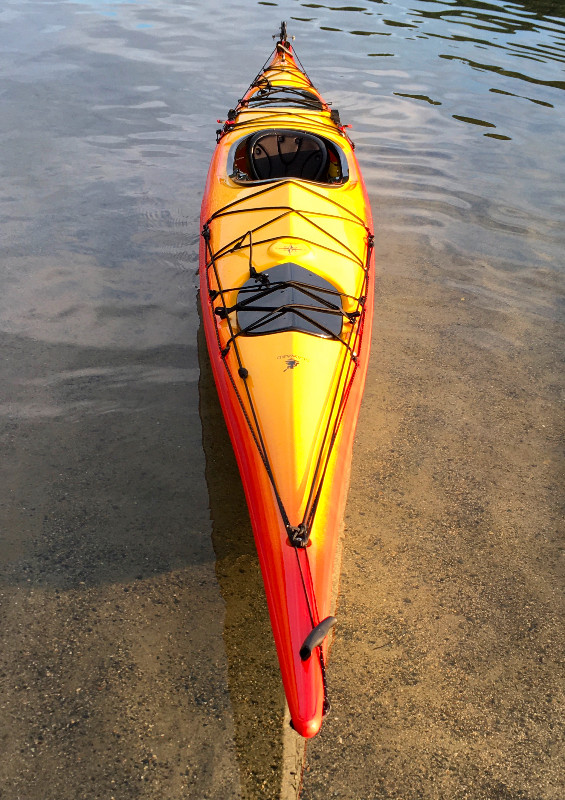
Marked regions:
[248,130,327,182]
[236,262,343,338]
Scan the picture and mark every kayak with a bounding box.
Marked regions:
[199,22,374,738]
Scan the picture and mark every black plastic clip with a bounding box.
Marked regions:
[250,265,270,285]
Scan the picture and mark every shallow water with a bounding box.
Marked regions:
[1,1,564,798]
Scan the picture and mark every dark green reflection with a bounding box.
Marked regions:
[453,113,496,126]
[394,92,442,105]
[502,0,565,19]
[490,86,554,106]
[439,53,565,91]
[413,0,565,92]
[197,306,286,800]
[415,0,565,25]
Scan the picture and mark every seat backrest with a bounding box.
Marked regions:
[248,131,327,181]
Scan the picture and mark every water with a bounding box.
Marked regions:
[1,1,563,798]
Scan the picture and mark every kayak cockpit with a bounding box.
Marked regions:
[230,129,348,185]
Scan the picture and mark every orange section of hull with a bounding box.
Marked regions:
[199,34,374,737]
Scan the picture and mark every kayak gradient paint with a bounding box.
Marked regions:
[199,27,374,737]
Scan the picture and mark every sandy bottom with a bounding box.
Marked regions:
[301,231,564,800]
[1,230,563,800]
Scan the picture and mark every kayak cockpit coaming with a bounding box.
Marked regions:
[228,129,349,186]
[218,108,351,153]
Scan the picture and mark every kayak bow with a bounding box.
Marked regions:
[199,22,374,738]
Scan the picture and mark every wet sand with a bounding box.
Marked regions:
[1,227,563,799]
[301,230,564,799]
[0,333,242,798]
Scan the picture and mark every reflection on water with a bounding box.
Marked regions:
[0,0,563,796]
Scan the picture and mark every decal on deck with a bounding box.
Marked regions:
[278,353,309,371]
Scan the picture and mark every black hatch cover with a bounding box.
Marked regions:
[236,262,343,338]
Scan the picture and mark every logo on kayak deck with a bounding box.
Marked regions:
[278,354,309,372]
[269,240,310,259]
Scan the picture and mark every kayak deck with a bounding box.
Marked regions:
[200,25,374,737]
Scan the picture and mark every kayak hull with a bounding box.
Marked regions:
[199,32,374,737]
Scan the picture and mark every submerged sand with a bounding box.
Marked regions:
[1,229,563,800]
[300,231,564,799]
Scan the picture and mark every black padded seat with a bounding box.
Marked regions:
[236,262,343,338]
[248,130,327,182]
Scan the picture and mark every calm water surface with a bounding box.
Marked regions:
[1,0,564,798]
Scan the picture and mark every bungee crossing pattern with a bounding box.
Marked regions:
[202,179,373,547]
[216,39,350,145]
[202,178,373,714]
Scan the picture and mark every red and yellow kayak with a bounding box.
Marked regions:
[200,23,374,737]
